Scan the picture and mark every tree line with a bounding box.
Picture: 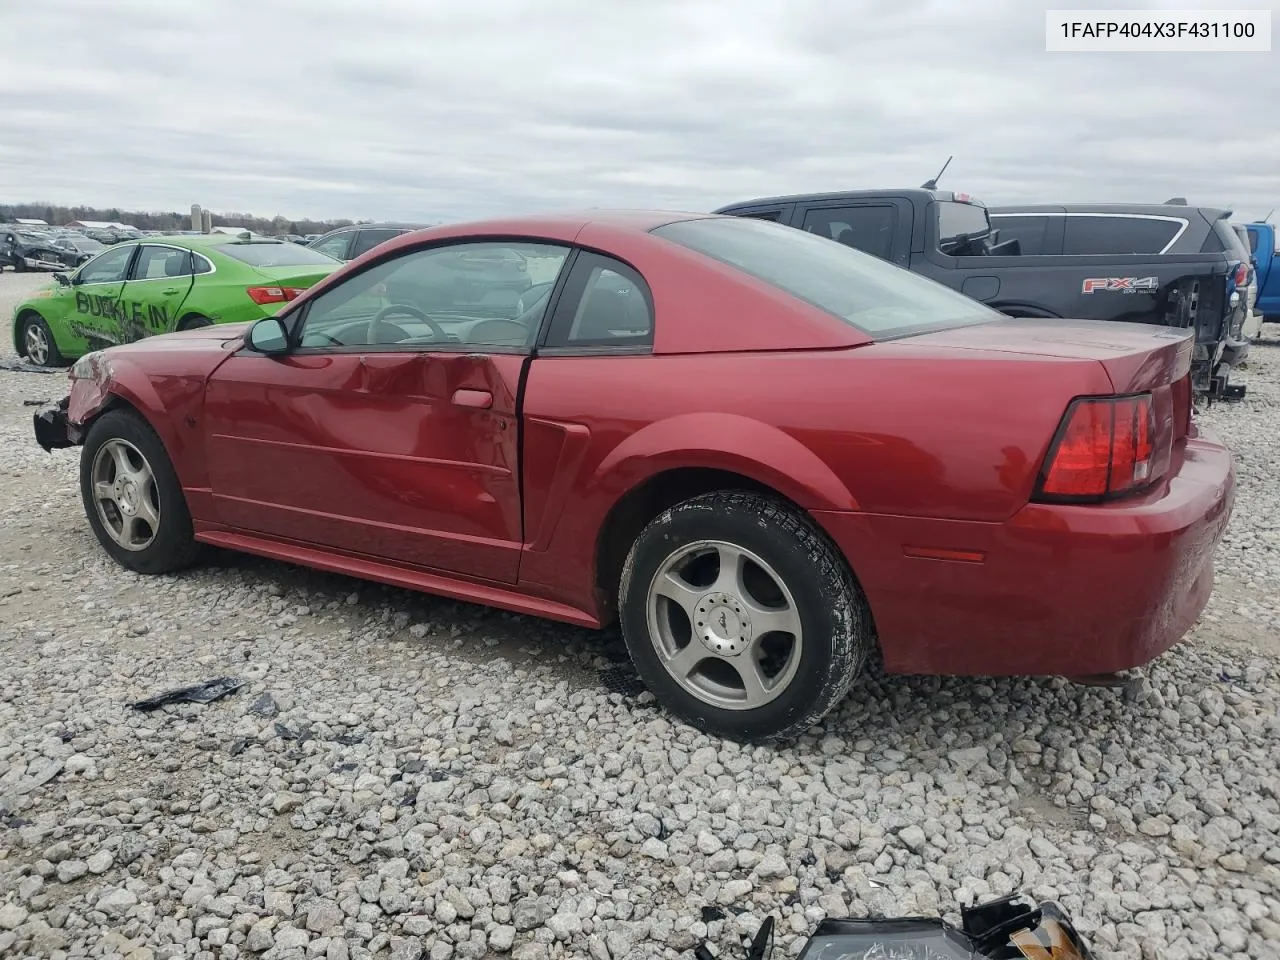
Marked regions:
[0,202,357,236]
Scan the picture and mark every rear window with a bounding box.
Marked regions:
[213,242,340,267]
[652,217,1001,338]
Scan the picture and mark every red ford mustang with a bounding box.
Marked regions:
[34,212,1235,741]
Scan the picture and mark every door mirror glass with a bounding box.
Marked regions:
[248,316,289,354]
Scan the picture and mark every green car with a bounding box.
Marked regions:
[12,234,342,366]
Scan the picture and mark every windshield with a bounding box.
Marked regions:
[213,241,341,267]
[74,237,106,251]
[652,216,1002,338]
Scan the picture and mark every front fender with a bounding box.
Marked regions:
[67,355,185,461]
[592,412,859,511]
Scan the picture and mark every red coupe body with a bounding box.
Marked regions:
[57,212,1234,679]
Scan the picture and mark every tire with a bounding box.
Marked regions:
[20,313,63,367]
[619,491,872,742]
[13,259,25,273]
[177,314,213,331]
[79,410,201,575]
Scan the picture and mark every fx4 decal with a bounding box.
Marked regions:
[1081,276,1159,294]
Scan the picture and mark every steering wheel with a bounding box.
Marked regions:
[367,303,448,344]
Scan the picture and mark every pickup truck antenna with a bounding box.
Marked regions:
[1264,209,1275,223]
[921,156,953,190]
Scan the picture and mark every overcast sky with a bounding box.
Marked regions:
[2,0,1276,223]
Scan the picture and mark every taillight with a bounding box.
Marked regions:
[1035,395,1156,502]
[245,286,305,305]
[1233,263,1249,286]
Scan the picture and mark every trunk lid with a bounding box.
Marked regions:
[905,318,1192,393]
[250,263,339,290]
[902,317,1195,450]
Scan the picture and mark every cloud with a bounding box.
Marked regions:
[0,0,1275,222]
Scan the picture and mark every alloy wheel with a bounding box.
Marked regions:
[645,539,803,710]
[90,439,162,551]
[24,322,49,365]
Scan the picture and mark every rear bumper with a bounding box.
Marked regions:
[813,431,1235,677]
[33,397,80,452]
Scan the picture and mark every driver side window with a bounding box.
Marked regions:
[295,241,571,352]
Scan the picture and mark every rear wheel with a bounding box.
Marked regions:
[20,313,62,367]
[177,314,213,331]
[619,491,872,742]
[79,410,200,574]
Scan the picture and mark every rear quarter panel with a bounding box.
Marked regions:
[518,345,1113,614]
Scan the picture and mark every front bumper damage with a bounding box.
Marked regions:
[33,396,80,452]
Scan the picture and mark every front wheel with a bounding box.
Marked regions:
[619,491,872,742]
[79,410,201,574]
[21,314,63,367]
[177,314,213,331]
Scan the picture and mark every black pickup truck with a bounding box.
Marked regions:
[713,189,1242,398]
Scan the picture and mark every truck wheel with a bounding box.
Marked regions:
[21,313,63,367]
[619,491,872,742]
[79,410,201,575]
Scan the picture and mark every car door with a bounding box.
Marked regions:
[67,243,138,346]
[117,244,196,339]
[201,238,573,583]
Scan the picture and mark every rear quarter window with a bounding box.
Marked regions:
[653,216,1001,339]
[1062,215,1182,255]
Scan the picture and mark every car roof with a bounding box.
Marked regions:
[715,188,952,210]
[990,203,1231,220]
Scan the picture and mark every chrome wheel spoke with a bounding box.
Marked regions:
[663,641,706,680]
[93,481,115,503]
[109,442,133,480]
[653,570,702,621]
[710,543,748,596]
[745,602,802,645]
[736,658,772,708]
[135,490,160,532]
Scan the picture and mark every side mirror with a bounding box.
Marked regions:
[247,316,289,354]
[53,272,71,286]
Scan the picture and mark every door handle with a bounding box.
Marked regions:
[162,287,179,295]
[452,388,492,409]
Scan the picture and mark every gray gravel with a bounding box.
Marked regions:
[1,270,1278,960]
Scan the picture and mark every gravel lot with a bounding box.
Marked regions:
[1,268,1278,960]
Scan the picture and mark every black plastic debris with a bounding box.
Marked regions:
[23,399,51,406]
[274,721,313,743]
[697,892,1096,959]
[701,906,727,923]
[246,692,279,718]
[0,357,61,374]
[129,677,246,711]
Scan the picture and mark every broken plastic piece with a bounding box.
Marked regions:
[129,676,246,711]
[701,893,1094,959]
